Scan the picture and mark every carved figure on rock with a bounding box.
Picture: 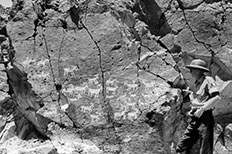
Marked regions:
[176,59,221,154]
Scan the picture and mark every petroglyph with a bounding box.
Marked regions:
[63,65,79,76]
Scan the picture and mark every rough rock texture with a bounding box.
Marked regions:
[1,0,232,154]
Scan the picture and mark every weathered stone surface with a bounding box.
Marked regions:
[170,4,232,80]
[37,91,73,127]
[0,72,8,93]
[0,63,54,140]
[1,0,232,154]
[0,148,7,154]
[0,137,59,154]
[18,147,58,154]
[0,65,9,106]
[213,78,232,120]
[0,121,16,144]
[176,0,204,9]
[0,115,6,132]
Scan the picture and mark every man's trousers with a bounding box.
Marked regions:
[176,110,214,154]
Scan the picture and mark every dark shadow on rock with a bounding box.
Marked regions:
[215,112,232,126]
[145,110,164,130]
[69,5,84,29]
[0,26,7,36]
[9,0,24,19]
[5,63,53,140]
[70,6,81,26]
[204,0,223,4]
[132,0,171,37]
[170,44,182,53]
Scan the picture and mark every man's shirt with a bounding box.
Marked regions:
[189,75,219,114]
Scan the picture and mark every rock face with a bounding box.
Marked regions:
[1,0,232,154]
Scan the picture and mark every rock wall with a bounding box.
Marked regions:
[1,0,232,154]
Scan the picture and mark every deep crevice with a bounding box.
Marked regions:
[41,28,56,84]
[176,0,204,10]
[132,0,171,36]
[177,0,216,69]
[80,20,114,124]
[68,2,114,125]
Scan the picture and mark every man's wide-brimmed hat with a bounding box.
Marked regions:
[186,59,209,72]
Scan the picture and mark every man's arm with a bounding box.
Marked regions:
[194,93,221,117]
[191,99,204,107]
[201,93,221,111]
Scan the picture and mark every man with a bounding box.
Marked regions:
[176,59,221,154]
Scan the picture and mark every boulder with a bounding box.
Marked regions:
[18,146,58,154]
[0,137,58,154]
[5,64,52,139]
[2,0,232,154]
[213,77,232,123]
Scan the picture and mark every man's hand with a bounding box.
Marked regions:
[194,107,205,118]
[191,99,204,107]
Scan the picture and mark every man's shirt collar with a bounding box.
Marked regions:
[195,75,205,88]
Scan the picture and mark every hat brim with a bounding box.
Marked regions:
[186,65,209,72]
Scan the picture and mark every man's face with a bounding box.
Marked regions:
[189,68,202,80]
